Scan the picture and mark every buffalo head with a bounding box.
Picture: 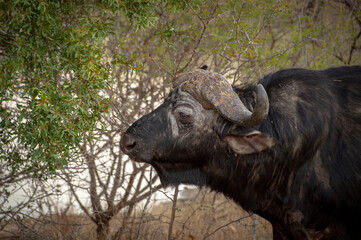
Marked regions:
[121,69,276,187]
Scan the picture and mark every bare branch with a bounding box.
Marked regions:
[167,186,179,240]
[202,215,252,240]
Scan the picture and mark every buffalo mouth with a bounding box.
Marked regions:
[126,154,151,163]
[121,133,208,187]
[121,146,154,164]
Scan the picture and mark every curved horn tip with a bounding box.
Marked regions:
[256,84,269,114]
[240,84,269,126]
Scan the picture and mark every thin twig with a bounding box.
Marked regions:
[348,29,361,64]
[176,0,219,75]
[201,215,252,240]
[167,186,179,240]
[136,168,153,240]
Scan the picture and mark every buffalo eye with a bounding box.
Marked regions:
[178,112,190,123]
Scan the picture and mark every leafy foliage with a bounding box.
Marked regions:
[0,0,181,178]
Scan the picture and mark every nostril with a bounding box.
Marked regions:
[122,134,137,153]
[125,140,136,151]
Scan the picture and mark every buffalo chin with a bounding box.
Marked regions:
[151,162,207,187]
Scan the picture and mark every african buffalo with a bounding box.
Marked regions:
[121,66,361,239]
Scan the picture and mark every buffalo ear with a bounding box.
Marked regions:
[224,131,276,155]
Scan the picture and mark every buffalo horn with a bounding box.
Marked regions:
[173,69,269,126]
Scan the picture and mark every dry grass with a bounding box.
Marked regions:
[0,213,96,240]
[131,189,273,240]
[0,189,272,240]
